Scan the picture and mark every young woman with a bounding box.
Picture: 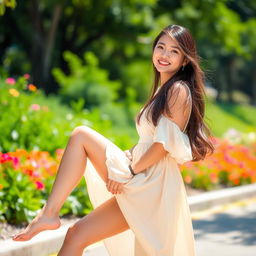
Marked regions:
[12,24,214,256]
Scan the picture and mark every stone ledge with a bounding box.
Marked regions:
[1,183,256,256]
[188,183,256,211]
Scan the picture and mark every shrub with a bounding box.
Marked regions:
[0,149,92,224]
[0,75,125,154]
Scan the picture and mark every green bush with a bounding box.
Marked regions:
[0,156,42,224]
[0,150,93,224]
[0,75,134,154]
[52,51,121,108]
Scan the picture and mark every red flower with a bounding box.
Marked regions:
[1,153,12,163]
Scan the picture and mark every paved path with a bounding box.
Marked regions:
[193,197,256,256]
[82,197,256,256]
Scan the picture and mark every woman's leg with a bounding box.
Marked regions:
[58,196,129,256]
[12,125,123,241]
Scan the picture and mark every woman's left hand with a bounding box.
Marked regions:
[106,179,124,194]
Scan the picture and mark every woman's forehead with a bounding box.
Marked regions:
[157,34,179,48]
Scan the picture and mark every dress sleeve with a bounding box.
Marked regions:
[153,115,193,164]
[152,81,193,164]
[105,143,134,183]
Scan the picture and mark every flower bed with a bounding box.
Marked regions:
[180,137,256,190]
[1,75,256,225]
[1,136,256,224]
[0,149,92,224]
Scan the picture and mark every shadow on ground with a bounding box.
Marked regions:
[193,207,256,246]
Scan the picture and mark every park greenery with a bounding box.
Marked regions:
[1,0,256,104]
[0,0,256,224]
[0,74,255,224]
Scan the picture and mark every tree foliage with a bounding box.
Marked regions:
[0,0,256,104]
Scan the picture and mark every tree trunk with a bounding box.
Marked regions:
[29,0,62,90]
[29,0,44,88]
[226,55,236,103]
[216,65,226,102]
[42,4,62,89]
[251,56,256,106]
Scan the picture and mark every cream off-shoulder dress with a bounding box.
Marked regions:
[84,82,197,256]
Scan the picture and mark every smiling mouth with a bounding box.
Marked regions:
[158,60,170,66]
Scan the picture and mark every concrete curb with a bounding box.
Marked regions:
[1,183,256,256]
[187,183,256,212]
[0,223,72,256]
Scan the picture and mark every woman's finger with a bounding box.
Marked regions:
[108,179,114,193]
[108,180,123,194]
[113,181,123,194]
[112,182,119,194]
[108,179,116,194]
[117,183,123,194]
[124,150,132,160]
[106,179,113,193]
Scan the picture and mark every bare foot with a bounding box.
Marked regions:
[12,211,61,241]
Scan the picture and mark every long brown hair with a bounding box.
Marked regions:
[136,24,214,161]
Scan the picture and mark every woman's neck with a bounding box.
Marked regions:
[160,72,173,86]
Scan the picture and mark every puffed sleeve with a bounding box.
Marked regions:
[105,142,134,183]
[152,81,193,164]
[153,115,193,164]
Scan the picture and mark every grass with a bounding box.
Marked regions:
[205,100,256,137]
[23,90,256,141]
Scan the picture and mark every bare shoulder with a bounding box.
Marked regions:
[163,80,192,127]
[166,80,191,106]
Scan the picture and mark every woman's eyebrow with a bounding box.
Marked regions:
[157,42,180,50]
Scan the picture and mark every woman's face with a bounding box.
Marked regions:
[152,33,186,78]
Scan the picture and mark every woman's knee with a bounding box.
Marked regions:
[64,223,89,248]
[71,125,90,138]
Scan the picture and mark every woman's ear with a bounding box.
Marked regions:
[183,57,189,66]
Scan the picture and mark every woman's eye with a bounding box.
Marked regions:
[157,45,164,49]
[172,50,179,54]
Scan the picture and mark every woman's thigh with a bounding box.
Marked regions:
[64,196,130,248]
[71,125,117,184]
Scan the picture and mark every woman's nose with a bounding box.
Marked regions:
[161,49,171,57]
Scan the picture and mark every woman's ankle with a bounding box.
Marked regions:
[41,204,60,218]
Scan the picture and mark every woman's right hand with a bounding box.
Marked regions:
[124,149,133,161]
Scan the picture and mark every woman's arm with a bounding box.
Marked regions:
[131,142,168,174]
[129,144,137,155]
[130,82,192,175]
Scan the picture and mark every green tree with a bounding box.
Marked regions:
[0,0,16,15]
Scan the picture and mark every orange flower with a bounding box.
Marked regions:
[28,84,37,92]
[180,136,256,188]
[184,175,192,184]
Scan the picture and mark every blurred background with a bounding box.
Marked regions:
[0,1,256,253]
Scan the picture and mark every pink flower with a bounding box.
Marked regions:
[5,77,16,85]
[35,181,45,190]
[33,171,40,178]
[12,157,19,169]
[30,104,41,111]
[23,74,30,79]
